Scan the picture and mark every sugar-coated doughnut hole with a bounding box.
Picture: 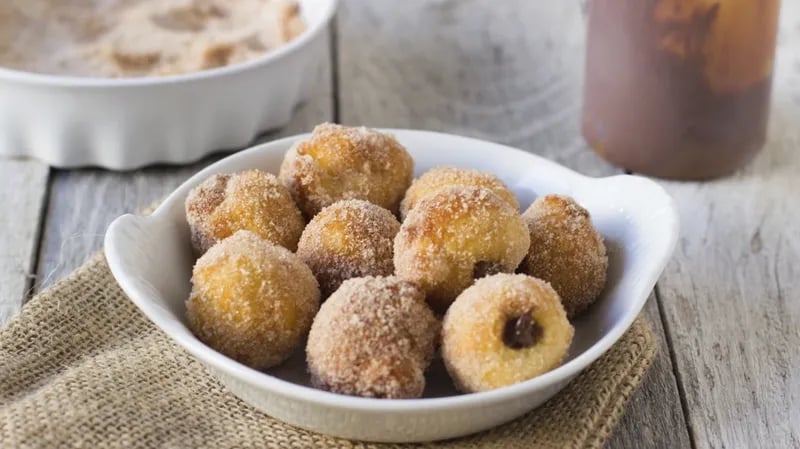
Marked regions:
[186,230,320,370]
[279,123,414,218]
[519,194,608,317]
[400,166,519,220]
[306,276,439,399]
[394,186,530,313]
[185,169,305,255]
[297,200,400,298]
[441,273,573,393]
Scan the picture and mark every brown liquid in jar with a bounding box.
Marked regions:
[582,0,781,179]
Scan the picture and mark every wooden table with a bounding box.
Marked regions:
[1,2,798,448]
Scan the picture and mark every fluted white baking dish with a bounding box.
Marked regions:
[105,129,679,442]
[0,0,336,169]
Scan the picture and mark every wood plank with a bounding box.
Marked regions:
[34,164,203,291]
[33,32,333,292]
[336,2,691,448]
[655,5,800,447]
[606,296,693,449]
[0,160,48,324]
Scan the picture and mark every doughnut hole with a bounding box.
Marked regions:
[296,200,400,298]
[520,194,608,317]
[442,273,573,393]
[394,187,530,313]
[185,169,304,255]
[279,123,414,218]
[400,166,519,220]
[306,276,439,399]
[186,230,320,370]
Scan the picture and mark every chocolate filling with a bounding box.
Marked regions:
[473,260,502,279]
[502,312,542,349]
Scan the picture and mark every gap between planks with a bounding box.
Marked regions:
[0,160,48,325]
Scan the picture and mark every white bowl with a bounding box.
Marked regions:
[0,0,336,169]
[104,129,679,442]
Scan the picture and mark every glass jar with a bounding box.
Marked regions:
[582,0,781,179]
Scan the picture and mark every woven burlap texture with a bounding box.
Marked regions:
[0,253,656,449]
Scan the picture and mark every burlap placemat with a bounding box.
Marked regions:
[0,253,656,449]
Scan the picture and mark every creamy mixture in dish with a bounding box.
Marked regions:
[0,0,305,77]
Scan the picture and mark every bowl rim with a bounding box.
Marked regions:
[0,0,338,88]
[106,129,679,412]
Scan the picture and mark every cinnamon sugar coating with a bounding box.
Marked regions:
[306,276,439,399]
[278,123,414,218]
[442,274,573,393]
[394,186,530,313]
[186,230,320,370]
[296,200,400,298]
[519,194,608,317]
[185,169,304,255]
[400,166,519,220]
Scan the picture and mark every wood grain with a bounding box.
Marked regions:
[5,2,795,447]
[34,165,203,291]
[606,296,693,449]
[336,2,690,448]
[655,7,800,447]
[0,160,48,324]
[33,32,334,292]
[337,0,614,176]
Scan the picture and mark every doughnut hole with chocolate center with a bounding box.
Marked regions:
[441,273,573,393]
